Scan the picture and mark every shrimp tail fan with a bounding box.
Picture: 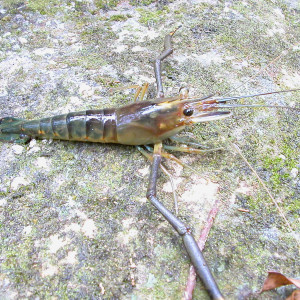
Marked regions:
[0,117,30,144]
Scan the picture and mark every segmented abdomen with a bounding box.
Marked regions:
[20,109,118,143]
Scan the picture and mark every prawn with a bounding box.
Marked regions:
[0,30,234,300]
[0,29,299,300]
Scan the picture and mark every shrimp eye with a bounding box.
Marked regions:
[183,108,194,116]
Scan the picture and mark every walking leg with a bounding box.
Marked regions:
[146,143,224,300]
[154,27,180,98]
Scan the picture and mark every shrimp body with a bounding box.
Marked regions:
[0,96,231,145]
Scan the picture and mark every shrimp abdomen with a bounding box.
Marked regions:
[0,110,119,143]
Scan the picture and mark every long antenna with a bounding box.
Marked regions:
[217,104,300,111]
[215,88,300,103]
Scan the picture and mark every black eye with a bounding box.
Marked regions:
[183,108,194,116]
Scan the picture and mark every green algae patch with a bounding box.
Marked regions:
[65,49,107,70]
[130,0,157,6]
[137,8,168,25]
[95,0,119,10]
[26,0,63,15]
[108,14,129,22]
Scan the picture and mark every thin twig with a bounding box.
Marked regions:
[183,199,221,300]
[212,125,298,248]
[231,143,299,248]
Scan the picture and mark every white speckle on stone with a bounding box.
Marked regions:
[57,22,65,30]
[70,42,83,51]
[28,139,37,148]
[52,38,59,45]
[64,218,97,238]
[48,59,56,65]
[137,166,149,177]
[67,33,78,44]
[41,264,58,277]
[34,240,41,247]
[229,193,236,205]
[0,277,10,289]
[34,48,55,56]
[111,19,159,42]
[124,66,139,77]
[117,228,138,244]
[0,84,7,96]
[233,60,249,70]
[82,219,97,238]
[225,55,235,60]
[11,145,24,155]
[113,44,128,53]
[22,225,32,235]
[137,75,155,85]
[122,218,134,229]
[48,234,70,253]
[131,45,146,52]
[280,70,300,88]
[35,157,51,170]
[0,54,33,75]
[68,96,82,107]
[169,161,183,177]
[145,273,157,288]
[99,65,119,79]
[293,44,300,51]
[279,154,286,160]
[75,209,88,219]
[241,60,249,67]
[273,8,285,18]
[11,176,30,190]
[191,0,217,4]
[195,51,225,66]
[64,223,81,233]
[174,51,224,67]
[28,146,41,154]
[163,177,183,193]
[235,181,253,196]
[59,250,78,264]
[138,197,147,203]
[79,82,94,97]
[52,175,66,190]
[181,178,219,208]
[145,29,160,40]
[0,198,7,206]
[266,26,285,37]
[12,44,21,51]
[123,67,155,85]
[67,197,78,207]
[290,168,298,178]
[18,37,28,44]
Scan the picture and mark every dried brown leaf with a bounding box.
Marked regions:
[261,271,300,292]
[286,290,300,300]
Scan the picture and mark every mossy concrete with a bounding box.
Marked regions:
[0,0,299,299]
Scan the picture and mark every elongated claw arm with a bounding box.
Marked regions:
[146,143,224,300]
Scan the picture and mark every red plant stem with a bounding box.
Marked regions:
[183,199,221,300]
